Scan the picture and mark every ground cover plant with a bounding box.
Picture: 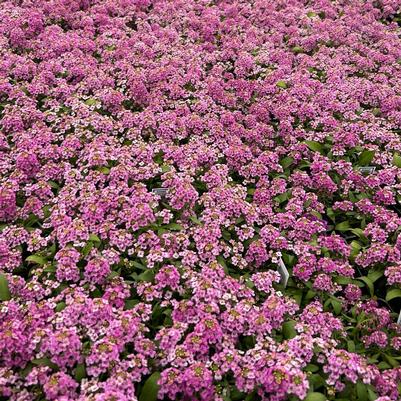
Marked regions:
[1,0,401,400]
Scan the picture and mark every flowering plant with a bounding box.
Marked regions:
[1,0,401,400]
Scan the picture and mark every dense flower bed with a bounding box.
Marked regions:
[1,0,401,400]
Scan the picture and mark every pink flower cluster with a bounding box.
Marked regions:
[1,0,401,400]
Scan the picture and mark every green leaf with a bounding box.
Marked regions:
[165,223,184,231]
[281,252,295,267]
[350,240,362,251]
[85,98,98,106]
[139,372,161,401]
[244,390,257,401]
[161,164,171,173]
[335,221,350,231]
[222,229,231,241]
[0,274,11,301]
[383,353,400,368]
[305,364,319,373]
[326,207,335,222]
[356,382,369,401]
[75,363,86,381]
[137,270,155,282]
[392,153,401,168]
[217,255,228,271]
[230,387,245,401]
[378,361,391,370]
[292,46,304,54]
[310,211,322,220]
[386,288,401,302]
[280,156,294,169]
[245,279,255,289]
[88,234,101,243]
[330,298,342,315]
[48,180,59,189]
[125,299,139,310]
[81,241,94,257]
[20,363,34,378]
[26,255,47,265]
[347,340,355,352]
[372,108,381,117]
[289,288,303,305]
[276,80,288,89]
[32,358,58,370]
[304,392,327,401]
[357,276,374,297]
[305,289,316,301]
[367,269,383,283]
[309,374,325,389]
[334,276,354,285]
[107,271,120,280]
[351,228,367,240]
[304,141,324,154]
[282,320,297,339]
[55,302,66,312]
[274,192,289,204]
[189,215,202,225]
[358,150,375,166]
[131,260,146,270]
[367,387,377,401]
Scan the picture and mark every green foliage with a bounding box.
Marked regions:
[282,320,297,339]
[304,392,327,401]
[276,80,288,89]
[358,150,375,166]
[304,140,324,154]
[139,372,161,401]
[0,274,11,301]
